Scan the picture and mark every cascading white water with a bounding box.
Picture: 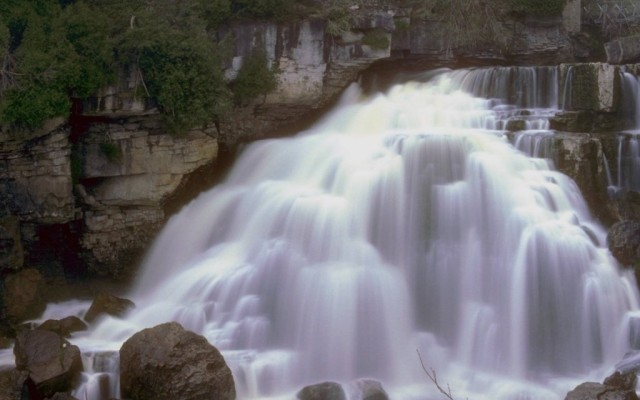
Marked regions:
[20,69,640,400]
[606,71,640,194]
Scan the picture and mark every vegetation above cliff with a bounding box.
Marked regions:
[0,0,281,133]
[0,0,571,133]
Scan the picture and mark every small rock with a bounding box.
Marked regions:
[357,379,389,400]
[506,119,527,132]
[297,381,346,400]
[84,294,135,323]
[38,316,88,337]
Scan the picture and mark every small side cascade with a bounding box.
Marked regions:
[607,71,640,195]
[608,134,640,195]
[620,71,640,131]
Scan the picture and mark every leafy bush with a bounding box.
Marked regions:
[510,0,567,16]
[232,49,278,106]
[231,0,295,20]
[100,141,122,162]
[362,29,390,50]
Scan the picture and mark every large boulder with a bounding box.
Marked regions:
[84,294,134,323]
[297,381,346,400]
[13,329,83,398]
[119,322,235,400]
[0,368,28,400]
[607,220,640,266]
[565,371,638,400]
[2,269,47,323]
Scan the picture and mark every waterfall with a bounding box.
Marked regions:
[620,71,640,131]
[607,71,640,195]
[19,69,640,400]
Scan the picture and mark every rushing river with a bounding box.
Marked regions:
[14,68,640,399]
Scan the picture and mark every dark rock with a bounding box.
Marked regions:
[119,322,235,400]
[357,379,389,400]
[84,294,135,323]
[0,336,10,349]
[47,392,80,400]
[297,381,346,400]
[565,370,638,400]
[2,269,47,323]
[604,371,637,391]
[13,329,83,398]
[605,34,640,64]
[0,368,28,400]
[38,317,88,337]
[0,216,23,273]
[505,119,527,132]
[607,220,640,266]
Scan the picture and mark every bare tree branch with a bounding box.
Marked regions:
[416,349,456,400]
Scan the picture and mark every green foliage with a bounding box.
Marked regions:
[231,0,295,20]
[232,49,278,106]
[117,1,232,134]
[100,141,122,162]
[0,0,113,128]
[325,5,351,36]
[509,0,567,16]
[362,29,390,50]
[1,85,69,129]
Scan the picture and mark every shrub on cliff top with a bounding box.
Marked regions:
[232,49,278,106]
[510,0,567,16]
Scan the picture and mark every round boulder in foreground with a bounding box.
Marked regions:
[119,322,235,400]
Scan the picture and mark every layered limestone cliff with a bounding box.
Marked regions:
[3,0,637,280]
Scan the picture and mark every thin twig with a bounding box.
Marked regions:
[416,349,456,400]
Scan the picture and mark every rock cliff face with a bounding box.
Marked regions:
[1,0,635,280]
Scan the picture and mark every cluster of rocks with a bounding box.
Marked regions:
[0,280,237,400]
[565,371,639,400]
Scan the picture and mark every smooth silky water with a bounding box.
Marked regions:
[7,68,640,400]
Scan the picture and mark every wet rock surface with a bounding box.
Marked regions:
[565,371,638,400]
[607,220,640,266]
[297,381,346,400]
[13,329,83,398]
[2,269,47,324]
[84,294,135,323]
[119,322,235,400]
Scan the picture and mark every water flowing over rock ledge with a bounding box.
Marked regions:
[0,1,638,285]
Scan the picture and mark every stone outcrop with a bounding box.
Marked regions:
[1,269,46,324]
[0,119,75,224]
[37,317,88,337]
[559,63,619,113]
[84,294,134,322]
[75,117,218,277]
[606,34,640,65]
[119,322,235,400]
[357,379,389,400]
[607,220,640,266]
[13,329,83,398]
[565,371,638,400]
[297,381,346,400]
